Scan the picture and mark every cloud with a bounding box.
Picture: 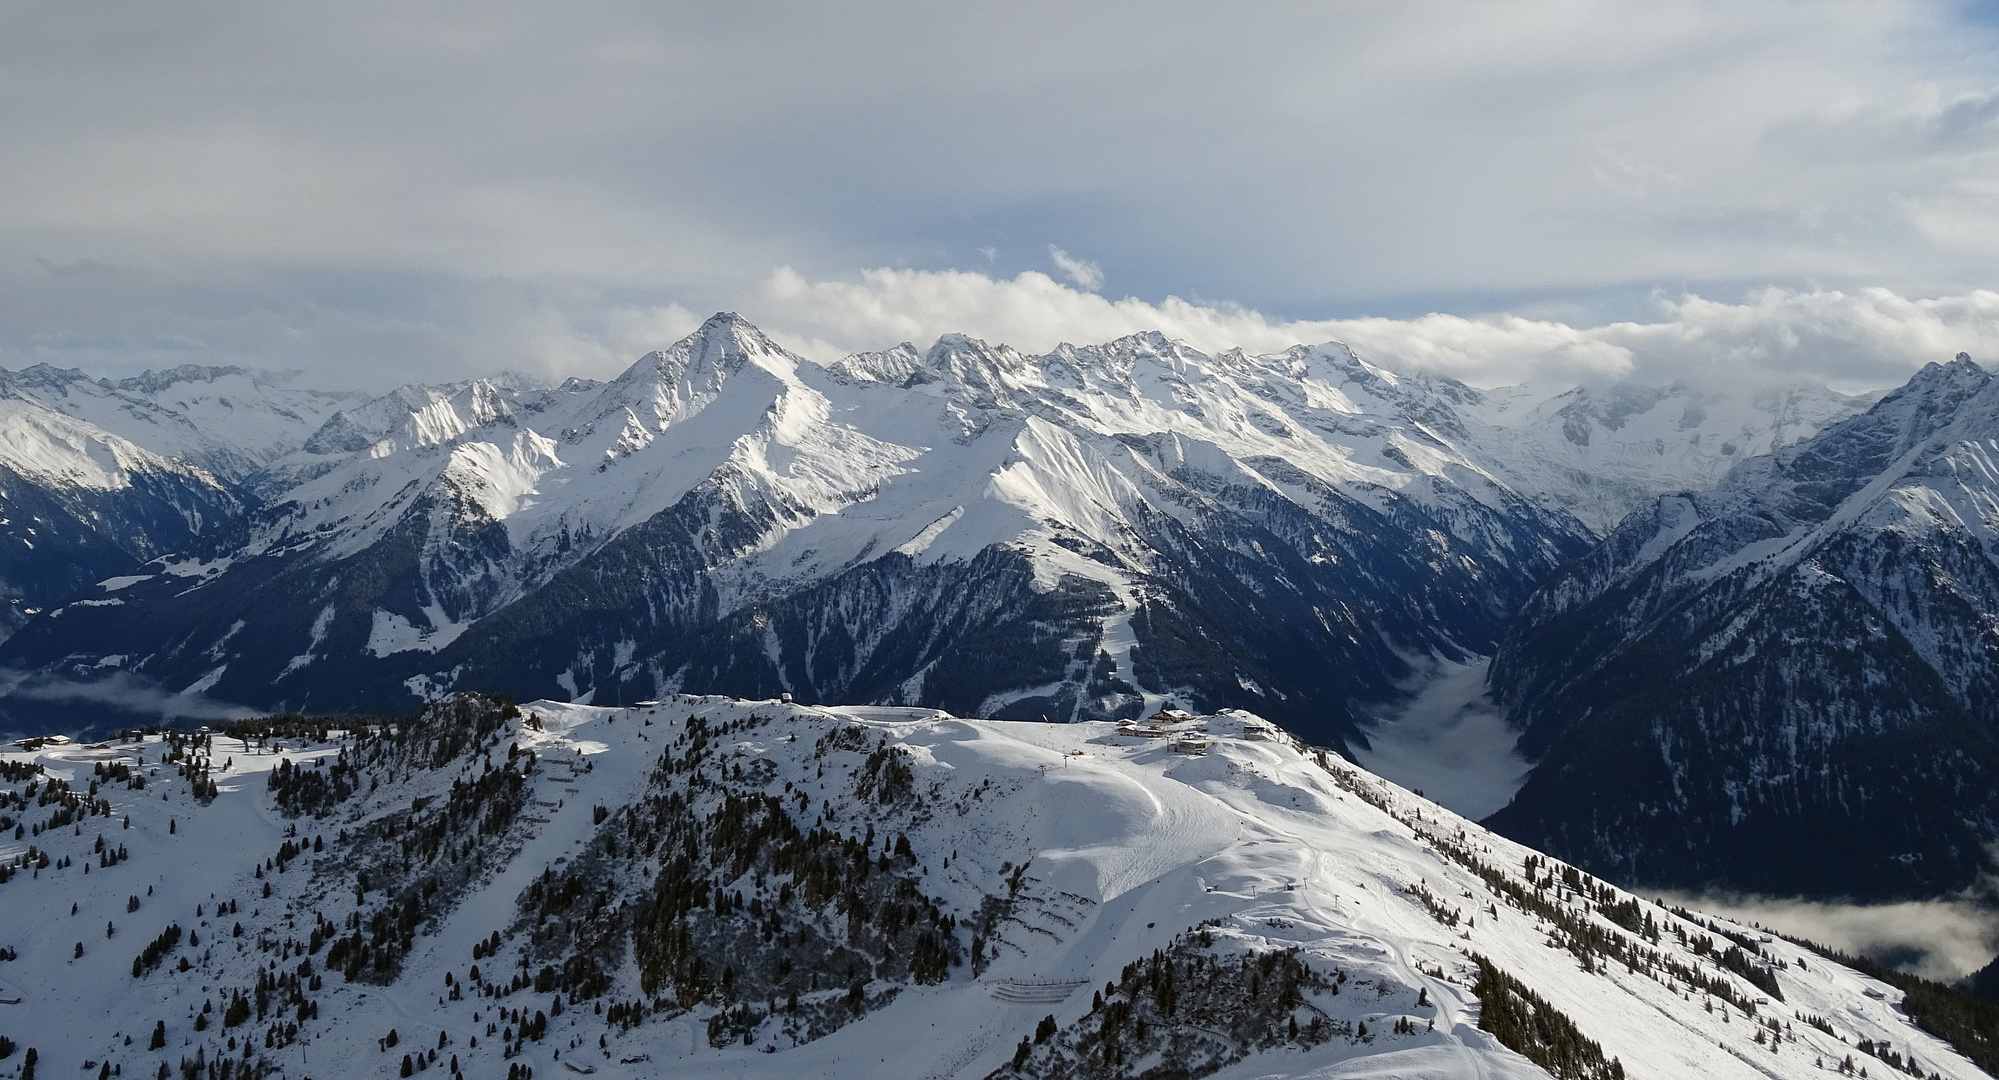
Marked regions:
[1047,246,1104,291]
[9,255,1991,396]
[1597,287,1999,390]
[0,5,1997,354]
[0,668,260,725]
[1662,891,1999,982]
[3,3,1999,390]
[747,265,1999,391]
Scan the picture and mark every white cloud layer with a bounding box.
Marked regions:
[0,668,258,723]
[1663,891,1999,983]
[746,266,1999,391]
[3,2,1999,391]
[7,255,1995,394]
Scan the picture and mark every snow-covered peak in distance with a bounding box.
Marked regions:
[579,311,794,436]
[0,396,212,493]
[826,341,923,385]
[1485,353,1999,899]
[1525,353,1994,607]
[1461,377,1877,534]
[0,390,242,634]
[0,362,368,484]
[197,311,915,613]
[299,374,590,456]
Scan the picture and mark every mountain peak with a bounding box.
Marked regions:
[1908,350,1987,386]
[673,312,789,365]
[588,313,800,434]
[107,364,256,395]
[0,362,93,396]
[1855,351,1992,436]
[617,313,794,389]
[828,342,922,385]
[906,334,1035,398]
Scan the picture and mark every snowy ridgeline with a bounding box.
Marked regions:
[0,313,1877,742]
[0,695,1976,1080]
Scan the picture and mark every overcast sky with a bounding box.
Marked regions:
[7,1,1999,391]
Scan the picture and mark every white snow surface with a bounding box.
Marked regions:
[0,397,221,492]
[0,698,1979,1080]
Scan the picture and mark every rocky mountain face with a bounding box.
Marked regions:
[0,397,239,635]
[1487,355,1999,900]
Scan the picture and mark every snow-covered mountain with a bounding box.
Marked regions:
[0,365,369,636]
[1487,354,1999,900]
[0,315,1869,744]
[1463,379,1876,534]
[0,694,1984,1080]
[0,363,364,484]
[0,395,239,636]
[0,315,1589,739]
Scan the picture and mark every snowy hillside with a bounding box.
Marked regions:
[0,695,1980,1080]
[0,314,1864,744]
[1489,354,1999,900]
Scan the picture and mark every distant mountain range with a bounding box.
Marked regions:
[21,315,1998,902]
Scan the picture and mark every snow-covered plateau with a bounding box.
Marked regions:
[0,694,1978,1080]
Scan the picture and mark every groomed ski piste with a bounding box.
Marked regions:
[0,696,1977,1080]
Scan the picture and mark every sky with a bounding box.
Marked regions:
[8,1,1999,391]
